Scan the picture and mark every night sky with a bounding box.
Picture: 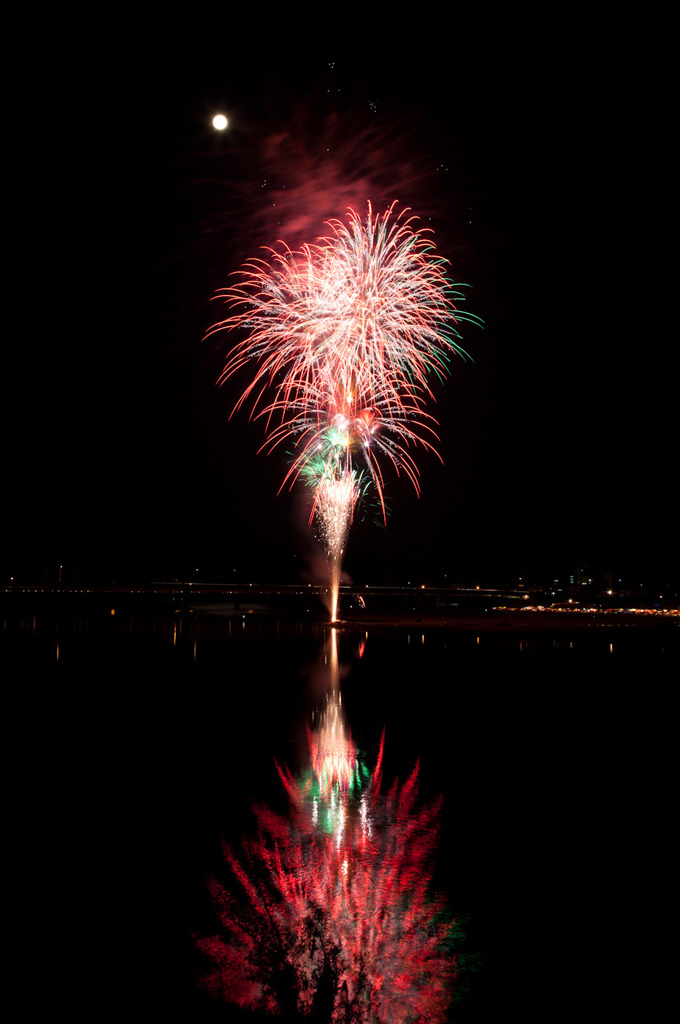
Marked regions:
[6,26,676,588]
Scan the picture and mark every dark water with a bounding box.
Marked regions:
[4,595,676,1021]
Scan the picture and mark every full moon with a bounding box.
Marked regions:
[212,114,228,130]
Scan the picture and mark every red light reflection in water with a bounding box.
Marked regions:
[196,633,460,1022]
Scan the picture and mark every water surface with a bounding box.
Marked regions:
[4,595,675,1020]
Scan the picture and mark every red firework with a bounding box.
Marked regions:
[209,202,480,511]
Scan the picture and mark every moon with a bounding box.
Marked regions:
[212,114,228,130]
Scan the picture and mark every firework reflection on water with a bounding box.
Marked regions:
[197,630,460,1022]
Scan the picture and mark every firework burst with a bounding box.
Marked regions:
[209,202,480,617]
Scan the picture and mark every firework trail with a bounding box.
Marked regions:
[196,631,462,1022]
[209,202,480,618]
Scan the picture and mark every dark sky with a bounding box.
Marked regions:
[5,26,676,587]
